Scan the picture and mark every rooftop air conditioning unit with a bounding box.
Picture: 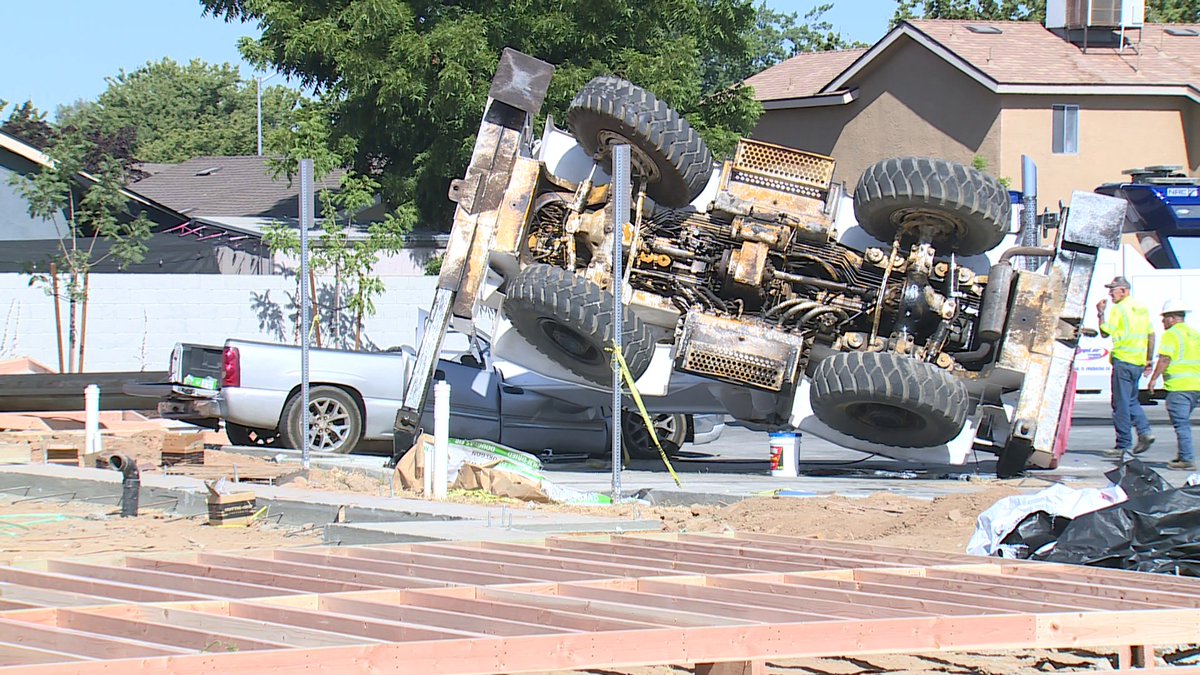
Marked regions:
[1046,0,1145,29]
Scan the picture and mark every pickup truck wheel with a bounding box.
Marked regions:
[622,411,687,460]
[506,264,654,385]
[853,157,1011,256]
[810,351,968,447]
[280,386,363,455]
[568,76,713,208]
[225,422,279,447]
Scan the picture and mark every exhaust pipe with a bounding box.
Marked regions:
[108,454,140,517]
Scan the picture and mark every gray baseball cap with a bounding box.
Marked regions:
[1104,276,1131,289]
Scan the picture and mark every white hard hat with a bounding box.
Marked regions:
[1162,299,1189,315]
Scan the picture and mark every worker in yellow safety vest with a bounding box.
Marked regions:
[1147,299,1200,471]
[1096,276,1156,458]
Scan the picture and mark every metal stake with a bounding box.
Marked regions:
[1020,155,1039,271]
[611,144,631,503]
[299,159,314,471]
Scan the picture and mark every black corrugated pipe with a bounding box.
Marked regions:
[108,454,140,517]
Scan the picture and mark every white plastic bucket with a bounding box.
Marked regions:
[769,432,800,477]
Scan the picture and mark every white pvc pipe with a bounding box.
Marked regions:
[422,435,433,497]
[432,380,450,499]
[84,384,102,456]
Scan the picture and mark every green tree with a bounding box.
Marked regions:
[9,128,153,372]
[1,101,55,149]
[739,3,866,82]
[261,100,416,349]
[893,0,1200,24]
[1145,0,1200,21]
[893,0,1045,25]
[203,0,849,228]
[61,58,301,163]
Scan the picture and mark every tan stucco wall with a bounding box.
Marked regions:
[999,96,1196,208]
[751,39,1003,191]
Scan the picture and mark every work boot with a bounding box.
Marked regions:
[1103,447,1129,458]
[1167,458,1196,471]
[1132,435,1156,455]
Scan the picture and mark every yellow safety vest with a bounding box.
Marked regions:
[1160,323,1200,392]
[1101,297,1152,366]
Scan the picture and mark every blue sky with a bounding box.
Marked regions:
[2,0,898,118]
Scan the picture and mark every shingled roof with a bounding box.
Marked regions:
[749,20,1200,105]
[129,156,344,219]
[744,48,868,102]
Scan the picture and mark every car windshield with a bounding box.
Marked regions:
[1165,236,1200,268]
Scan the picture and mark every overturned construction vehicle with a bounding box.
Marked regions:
[395,49,1125,476]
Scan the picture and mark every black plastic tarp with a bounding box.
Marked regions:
[1105,457,1173,498]
[1033,460,1200,575]
[999,510,1072,559]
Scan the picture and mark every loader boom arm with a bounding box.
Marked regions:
[393,50,555,453]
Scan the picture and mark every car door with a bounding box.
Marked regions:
[496,373,609,455]
[417,358,503,442]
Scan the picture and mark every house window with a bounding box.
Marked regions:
[1052,104,1079,155]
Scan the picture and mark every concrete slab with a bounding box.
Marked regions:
[0,463,664,544]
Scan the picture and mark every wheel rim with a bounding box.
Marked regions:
[889,206,966,240]
[842,401,926,434]
[650,414,681,443]
[624,412,683,455]
[305,397,353,452]
[595,129,663,184]
[537,318,605,366]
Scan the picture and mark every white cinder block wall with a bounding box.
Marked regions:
[0,274,438,372]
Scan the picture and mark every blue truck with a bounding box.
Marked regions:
[1096,166,1200,269]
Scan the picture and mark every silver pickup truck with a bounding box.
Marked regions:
[144,339,721,457]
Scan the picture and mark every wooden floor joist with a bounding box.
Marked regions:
[0,532,1198,673]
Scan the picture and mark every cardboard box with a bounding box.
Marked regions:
[205,482,258,525]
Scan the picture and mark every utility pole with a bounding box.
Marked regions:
[256,72,279,156]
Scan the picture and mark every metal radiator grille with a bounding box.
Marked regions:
[732,140,835,195]
[681,344,787,391]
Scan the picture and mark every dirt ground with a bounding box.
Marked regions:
[1,438,1195,673]
[0,498,324,566]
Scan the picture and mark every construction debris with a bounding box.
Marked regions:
[395,435,611,505]
[205,480,260,526]
[971,459,1200,576]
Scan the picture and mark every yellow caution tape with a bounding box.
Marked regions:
[612,346,683,488]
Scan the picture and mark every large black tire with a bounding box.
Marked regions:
[225,422,280,447]
[853,157,1011,256]
[567,76,713,208]
[505,264,654,385]
[623,411,687,460]
[279,385,363,455]
[810,351,969,447]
